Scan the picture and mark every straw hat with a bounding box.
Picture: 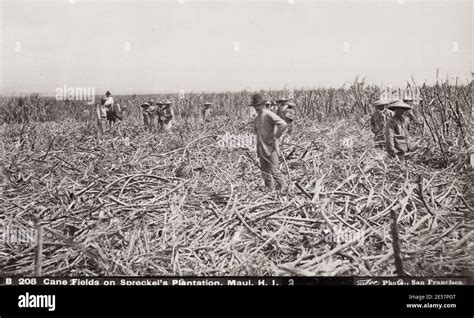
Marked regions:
[373,99,390,107]
[276,98,288,104]
[387,100,412,110]
[249,93,266,106]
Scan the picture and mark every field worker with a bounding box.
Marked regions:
[141,100,158,132]
[278,101,296,135]
[385,100,413,163]
[265,100,272,109]
[104,90,114,113]
[275,98,288,114]
[270,100,278,113]
[120,101,127,114]
[370,99,391,149]
[159,100,175,131]
[96,97,108,133]
[202,102,213,122]
[250,93,288,191]
[103,90,122,128]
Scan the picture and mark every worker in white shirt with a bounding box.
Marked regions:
[103,90,122,127]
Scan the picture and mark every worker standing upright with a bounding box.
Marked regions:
[202,102,213,122]
[370,99,391,149]
[250,93,288,191]
[385,100,413,163]
[159,100,175,131]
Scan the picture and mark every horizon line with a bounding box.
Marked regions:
[1,75,471,97]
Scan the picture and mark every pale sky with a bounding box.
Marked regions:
[0,0,472,95]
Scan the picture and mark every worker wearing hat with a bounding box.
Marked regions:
[104,91,116,115]
[385,100,413,163]
[370,99,392,149]
[270,100,278,113]
[159,100,174,131]
[276,99,296,135]
[104,91,113,107]
[275,98,288,116]
[202,102,213,122]
[96,97,108,134]
[250,93,288,191]
[141,99,158,132]
[102,90,123,129]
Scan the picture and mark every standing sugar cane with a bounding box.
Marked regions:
[34,214,44,276]
[390,209,405,276]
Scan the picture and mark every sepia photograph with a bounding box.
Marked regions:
[0,0,472,284]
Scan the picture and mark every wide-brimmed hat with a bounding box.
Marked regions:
[106,91,111,96]
[276,98,288,104]
[204,102,212,106]
[163,100,172,106]
[141,102,150,108]
[265,100,272,105]
[286,101,296,108]
[373,99,390,107]
[250,93,266,106]
[388,100,412,110]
